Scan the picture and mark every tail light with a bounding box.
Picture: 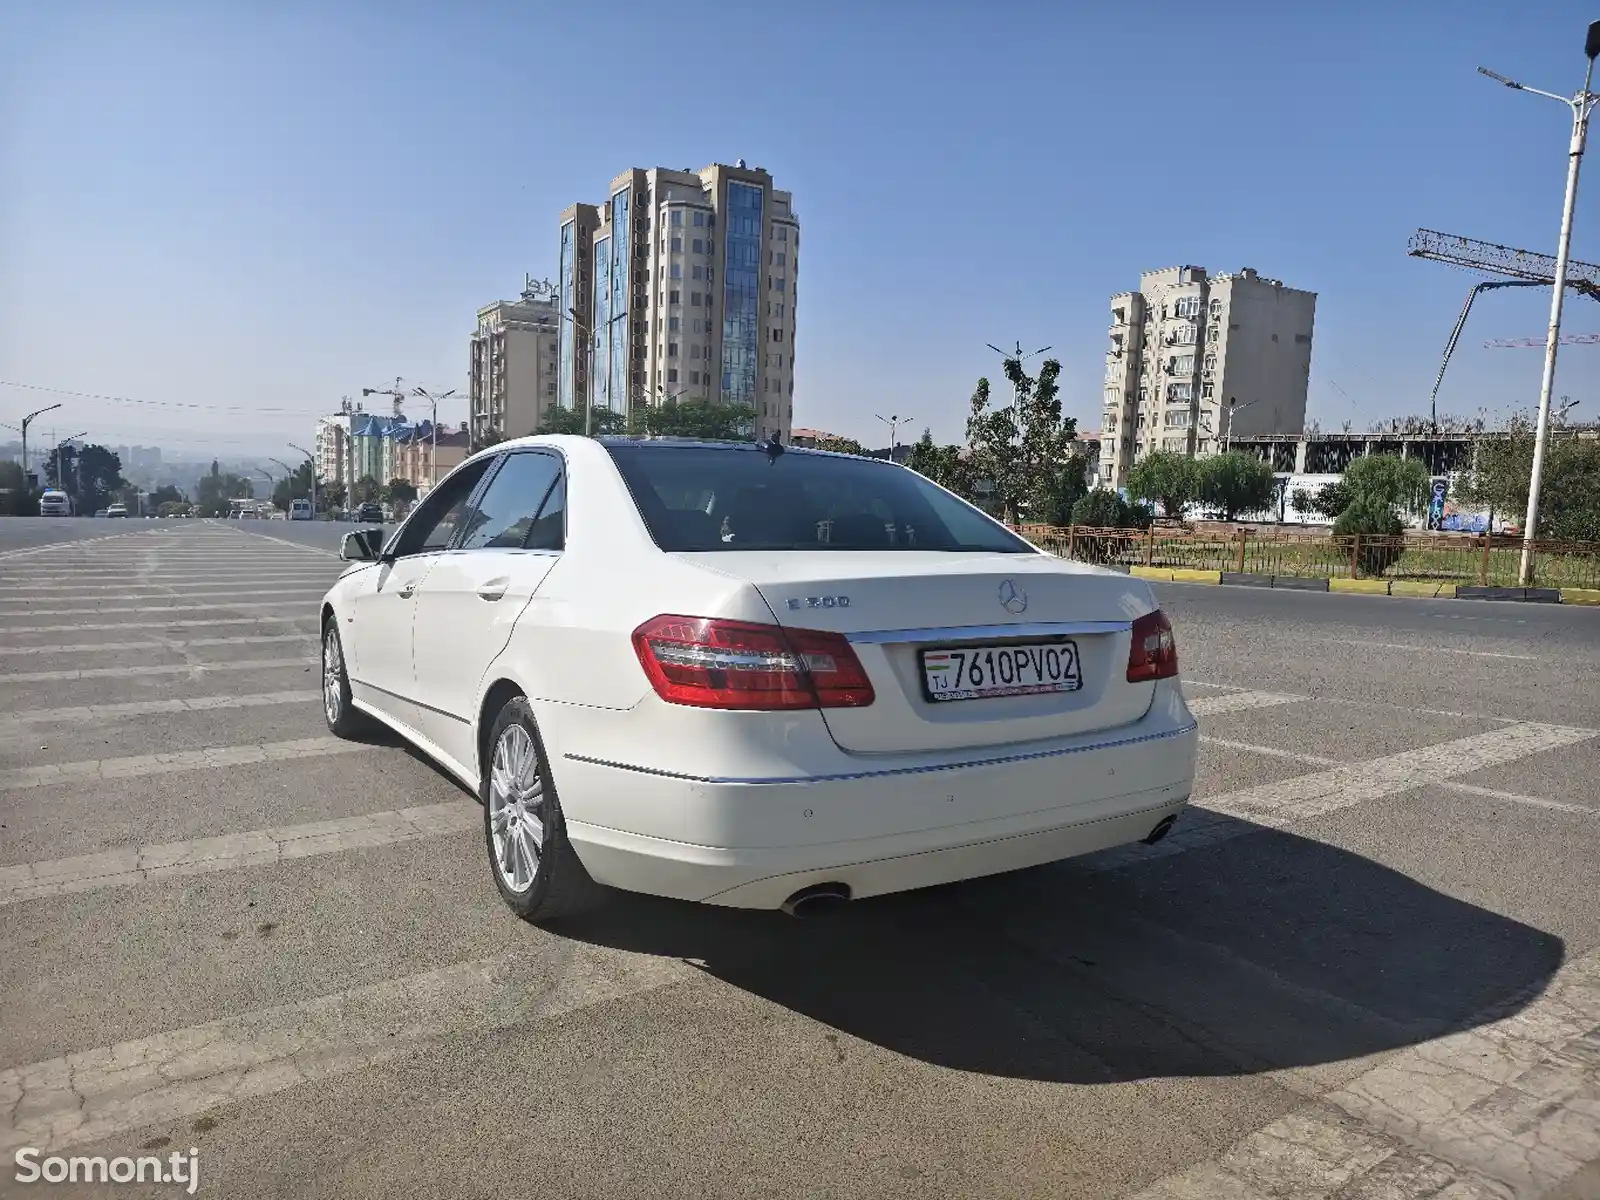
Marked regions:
[1126,609,1178,682]
[632,615,876,710]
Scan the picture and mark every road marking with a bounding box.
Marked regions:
[1203,724,1595,825]
[1086,723,1598,873]
[0,944,692,1156]
[0,802,476,905]
[1433,780,1596,816]
[1129,948,1600,1199]
[0,690,320,731]
[216,524,343,558]
[1186,691,1306,717]
[1,657,313,684]
[0,633,314,656]
[0,579,334,594]
[1185,678,1526,726]
[1200,735,1340,766]
[1316,638,1539,662]
[0,596,323,616]
[12,569,340,584]
[1,615,314,634]
[0,736,364,792]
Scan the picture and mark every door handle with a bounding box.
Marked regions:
[477,578,510,602]
[397,583,416,599]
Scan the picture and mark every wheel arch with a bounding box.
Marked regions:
[476,677,528,789]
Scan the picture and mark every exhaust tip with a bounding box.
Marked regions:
[1141,815,1179,846]
[781,883,852,918]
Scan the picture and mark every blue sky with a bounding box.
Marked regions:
[3,0,1598,456]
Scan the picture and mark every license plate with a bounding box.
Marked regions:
[920,641,1082,702]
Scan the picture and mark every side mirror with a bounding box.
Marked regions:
[339,529,385,562]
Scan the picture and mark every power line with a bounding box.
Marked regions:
[0,380,329,416]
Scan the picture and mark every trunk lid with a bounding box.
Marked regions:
[675,551,1157,753]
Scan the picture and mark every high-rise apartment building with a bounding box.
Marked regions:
[1101,266,1316,488]
[556,161,799,441]
[469,277,561,445]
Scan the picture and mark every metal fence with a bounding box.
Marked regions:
[1011,523,1600,589]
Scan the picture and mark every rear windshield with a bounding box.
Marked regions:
[605,444,1033,554]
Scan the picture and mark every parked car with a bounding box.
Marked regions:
[356,502,385,523]
[290,498,313,521]
[94,508,109,518]
[105,503,128,518]
[39,490,72,517]
[319,436,1197,925]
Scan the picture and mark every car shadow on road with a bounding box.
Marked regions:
[552,816,1564,1084]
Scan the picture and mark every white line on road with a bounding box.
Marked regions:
[1185,678,1525,725]
[0,690,320,731]
[0,736,370,793]
[1314,637,1539,662]
[0,597,323,616]
[0,579,334,594]
[0,633,314,656]
[1,657,313,684]
[0,802,476,905]
[1186,691,1307,717]
[1129,948,1600,1199]
[1,615,315,634]
[0,944,692,1156]
[214,524,342,558]
[1200,735,1340,766]
[1202,724,1595,825]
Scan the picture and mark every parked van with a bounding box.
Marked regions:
[290,498,313,521]
[39,489,72,517]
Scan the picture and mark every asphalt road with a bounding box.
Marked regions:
[1,517,1597,1200]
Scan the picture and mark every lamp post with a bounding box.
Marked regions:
[874,413,913,458]
[563,308,597,436]
[1479,21,1600,583]
[1222,397,1258,453]
[411,387,456,489]
[286,443,316,516]
[18,403,62,488]
[56,432,87,509]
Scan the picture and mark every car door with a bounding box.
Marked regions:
[343,457,496,731]
[410,450,567,770]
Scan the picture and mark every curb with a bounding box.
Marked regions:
[1133,570,1588,604]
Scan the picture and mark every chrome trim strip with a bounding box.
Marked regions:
[845,619,1131,645]
[564,720,1197,786]
[350,677,472,725]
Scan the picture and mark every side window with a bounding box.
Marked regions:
[457,452,563,551]
[525,471,565,551]
[389,458,494,558]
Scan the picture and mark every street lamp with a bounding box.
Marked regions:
[1222,397,1258,452]
[17,403,62,487]
[1479,20,1600,584]
[287,442,316,516]
[563,308,597,436]
[875,413,913,457]
[55,432,87,506]
[412,387,456,488]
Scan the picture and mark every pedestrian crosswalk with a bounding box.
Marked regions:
[1,520,1596,1199]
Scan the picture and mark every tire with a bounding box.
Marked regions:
[482,696,603,923]
[320,618,371,739]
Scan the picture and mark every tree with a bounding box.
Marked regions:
[1036,453,1091,526]
[47,443,125,515]
[385,478,418,505]
[352,476,382,505]
[1342,453,1430,514]
[904,429,976,500]
[1197,452,1277,521]
[1456,417,1600,541]
[1334,502,1406,577]
[321,480,347,513]
[964,356,1079,524]
[629,398,756,441]
[812,435,865,455]
[148,484,185,508]
[1125,450,1199,520]
[195,469,254,517]
[0,461,37,515]
[271,463,313,511]
[533,405,626,437]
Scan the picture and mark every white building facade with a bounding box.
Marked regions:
[557,161,799,442]
[1102,266,1316,488]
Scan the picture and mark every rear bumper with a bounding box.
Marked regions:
[559,682,1197,908]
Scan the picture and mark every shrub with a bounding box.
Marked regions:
[1333,501,1406,577]
[1197,452,1277,521]
[1070,489,1133,528]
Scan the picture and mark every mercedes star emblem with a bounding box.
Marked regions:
[997,579,1028,615]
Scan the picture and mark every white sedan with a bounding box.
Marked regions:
[319,435,1197,923]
